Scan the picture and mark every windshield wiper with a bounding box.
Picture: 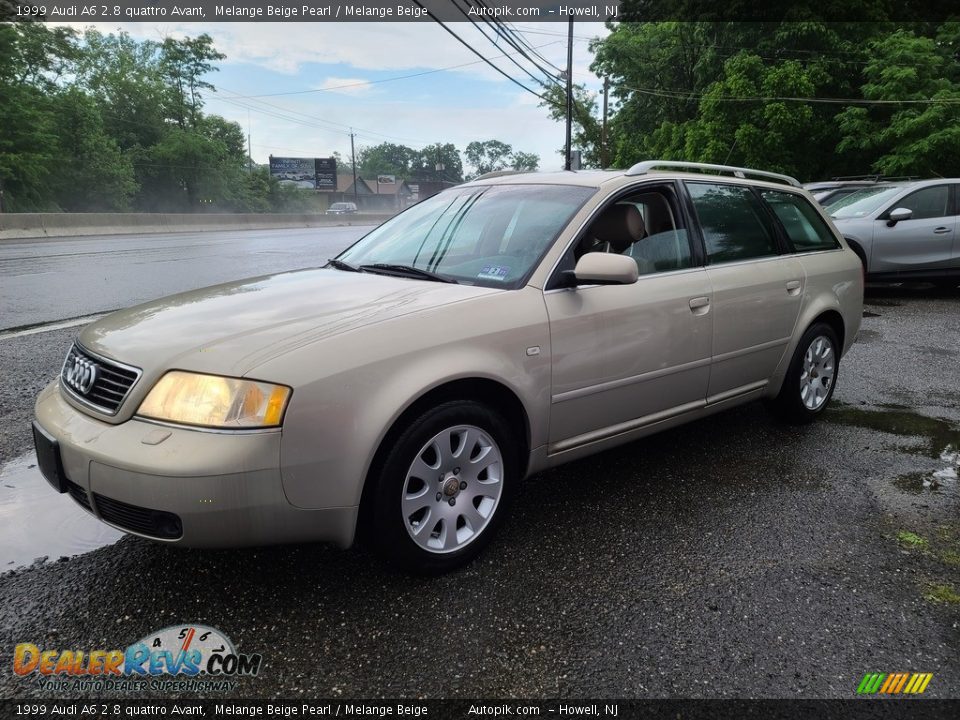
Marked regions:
[359,263,458,284]
[326,258,363,272]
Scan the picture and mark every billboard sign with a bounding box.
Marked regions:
[377,175,396,185]
[269,157,317,189]
[315,158,337,191]
[268,157,338,191]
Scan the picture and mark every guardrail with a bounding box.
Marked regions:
[0,212,395,240]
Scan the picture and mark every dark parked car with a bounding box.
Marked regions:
[326,202,358,215]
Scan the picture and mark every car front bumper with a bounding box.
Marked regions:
[33,381,358,549]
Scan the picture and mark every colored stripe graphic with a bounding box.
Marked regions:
[857,673,886,694]
[857,672,932,695]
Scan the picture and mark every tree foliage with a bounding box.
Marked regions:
[0,23,537,211]
[464,140,540,178]
[580,14,960,180]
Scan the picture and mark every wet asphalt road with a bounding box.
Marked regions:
[0,229,958,698]
[0,226,371,330]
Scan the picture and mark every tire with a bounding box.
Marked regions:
[369,400,518,574]
[773,322,840,424]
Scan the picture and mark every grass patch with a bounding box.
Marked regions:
[897,530,928,548]
[924,584,960,605]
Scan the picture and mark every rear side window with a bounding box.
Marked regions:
[686,182,779,264]
[890,185,950,219]
[762,190,840,252]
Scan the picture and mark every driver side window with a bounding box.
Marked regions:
[572,187,692,276]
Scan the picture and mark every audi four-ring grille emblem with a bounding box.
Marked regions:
[65,356,98,395]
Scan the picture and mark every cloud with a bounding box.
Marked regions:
[314,77,375,95]
[52,20,611,170]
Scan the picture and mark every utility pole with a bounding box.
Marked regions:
[601,78,609,168]
[564,17,574,171]
[350,130,359,207]
[247,109,252,172]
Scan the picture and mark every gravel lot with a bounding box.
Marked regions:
[1,284,958,700]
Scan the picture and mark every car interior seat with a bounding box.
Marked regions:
[578,204,654,274]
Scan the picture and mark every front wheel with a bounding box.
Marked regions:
[370,401,517,574]
[773,322,840,424]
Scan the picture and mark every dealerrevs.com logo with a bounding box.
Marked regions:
[13,624,262,693]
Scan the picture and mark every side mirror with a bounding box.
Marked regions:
[562,252,639,287]
[887,207,912,226]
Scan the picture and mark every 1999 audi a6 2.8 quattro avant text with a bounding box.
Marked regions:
[34,161,864,572]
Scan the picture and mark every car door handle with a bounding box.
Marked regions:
[689,296,710,315]
[786,280,802,295]
[933,227,951,234]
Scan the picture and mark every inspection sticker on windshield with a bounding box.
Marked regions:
[478,265,510,281]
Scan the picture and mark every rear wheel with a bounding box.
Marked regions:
[370,401,517,574]
[774,322,840,424]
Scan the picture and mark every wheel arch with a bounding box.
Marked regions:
[810,308,846,353]
[844,236,868,272]
[357,377,532,533]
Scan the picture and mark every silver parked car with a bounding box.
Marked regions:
[827,179,960,286]
[33,161,863,573]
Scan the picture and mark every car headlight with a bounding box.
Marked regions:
[137,371,291,429]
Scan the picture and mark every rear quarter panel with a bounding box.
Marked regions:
[767,246,864,395]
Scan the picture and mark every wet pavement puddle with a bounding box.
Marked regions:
[0,452,123,570]
[824,404,960,499]
[825,404,960,459]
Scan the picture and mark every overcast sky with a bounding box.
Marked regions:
[61,20,610,172]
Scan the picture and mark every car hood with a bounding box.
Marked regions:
[78,268,499,378]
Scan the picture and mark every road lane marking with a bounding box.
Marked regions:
[0,313,112,341]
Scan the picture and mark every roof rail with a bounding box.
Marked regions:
[472,169,533,181]
[625,160,801,187]
[830,174,918,182]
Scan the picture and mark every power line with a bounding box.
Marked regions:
[226,40,564,99]
[409,0,548,102]
[450,0,562,87]
[210,88,431,147]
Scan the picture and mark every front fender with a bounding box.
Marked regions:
[261,288,551,509]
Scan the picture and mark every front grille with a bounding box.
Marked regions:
[65,479,92,512]
[93,493,183,540]
[61,344,140,415]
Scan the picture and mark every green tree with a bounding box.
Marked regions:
[0,23,75,209]
[159,34,225,129]
[414,143,464,182]
[837,28,960,176]
[588,17,891,179]
[357,142,419,179]
[49,88,138,211]
[510,151,540,171]
[539,83,602,167]
[75,30,169,152]
[465,139,513,177]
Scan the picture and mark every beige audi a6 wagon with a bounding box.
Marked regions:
[34,161,863,572]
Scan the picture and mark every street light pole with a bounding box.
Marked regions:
[350,130,359,207]
[564,17,574,171]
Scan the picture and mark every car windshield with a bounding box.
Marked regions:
[829,185,904,218]
[337,184,594,287]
